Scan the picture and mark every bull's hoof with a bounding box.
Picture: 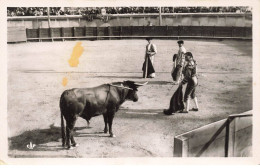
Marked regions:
[164,109,173,115]
[109,134,116,138]
[72,143,79,147]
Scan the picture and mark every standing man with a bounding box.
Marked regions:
[142,37,157,78]
[173,40,186,84]
[179,52,199,113]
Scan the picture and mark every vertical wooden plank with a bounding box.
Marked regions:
[228,117,235,157]
[173,137,189,157]
[131,26,133,39]
[37,18,39,29]
[244,27,247,37]
[26,28,29,41]
[178,25,180,36]
[166,25,168,39]
[182,138,189,157]
[159,7,162,26]
[143,25,145,36]
[173,138,183,157]
[96,27,98,40]
[108,26,111,40]
[61,27,65,42]
[120,26,122,39]
[213,26,216,37]
[73,27,76,37]
[50,27,53,42]
[84,26,86,36]
[224,118,230,157]
[67,18,70,27]
[38,28,41,42]
[225,15,227,27]
[47,7,51,29]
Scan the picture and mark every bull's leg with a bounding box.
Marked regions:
[108,113,115,137]
[65,126,72,149]
[66,118,77,149]
[86,120,90,128]
[103,113,108,133]
[70,133,79,147]
[62,129,66,147]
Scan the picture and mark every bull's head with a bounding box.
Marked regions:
[122,81,148,102]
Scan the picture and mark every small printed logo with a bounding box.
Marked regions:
[26,142,36,150]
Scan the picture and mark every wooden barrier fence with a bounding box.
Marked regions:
[173,111,252,157]
[7,27,27,42]
[23,26,252,42]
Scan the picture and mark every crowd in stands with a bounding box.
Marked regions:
[7,7,68,16]
[163,7,251,13]
[7,6,252,17]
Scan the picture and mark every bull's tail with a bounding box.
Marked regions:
[61,111,66,147]
[60,93,66,147]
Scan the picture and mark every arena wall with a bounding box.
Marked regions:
[7,27,27,43]
[7,25,252,43]
[7,13,252,29]
[7,13,252,42]
[173,111,252,157]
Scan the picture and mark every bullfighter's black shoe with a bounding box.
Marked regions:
[191,108,199,111]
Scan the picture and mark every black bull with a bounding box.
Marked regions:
[60,80,147,149]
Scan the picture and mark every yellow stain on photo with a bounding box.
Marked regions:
[68,41,84,67]
[62,42,84,86]
[62,77,68,87]
[0,160,6,165]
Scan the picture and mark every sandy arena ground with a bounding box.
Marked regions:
[7,39,252,158]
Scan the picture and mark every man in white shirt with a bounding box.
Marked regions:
[101,8,106,15]
[173,40,186,84]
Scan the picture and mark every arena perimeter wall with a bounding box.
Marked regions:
[7,13,252,29]
[7,25,252,43]
[7,13,252,42]
[173,111,252,157]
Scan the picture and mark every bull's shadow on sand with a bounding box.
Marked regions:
[8,125,90,151]
[9,110,167,152]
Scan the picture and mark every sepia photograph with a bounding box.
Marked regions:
[1,0,260,165]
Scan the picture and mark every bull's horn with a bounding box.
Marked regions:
[134,81,148,86]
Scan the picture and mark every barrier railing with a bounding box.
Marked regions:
[173,111,252,157]
[23,26,252,42]
[224,113,253,157]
